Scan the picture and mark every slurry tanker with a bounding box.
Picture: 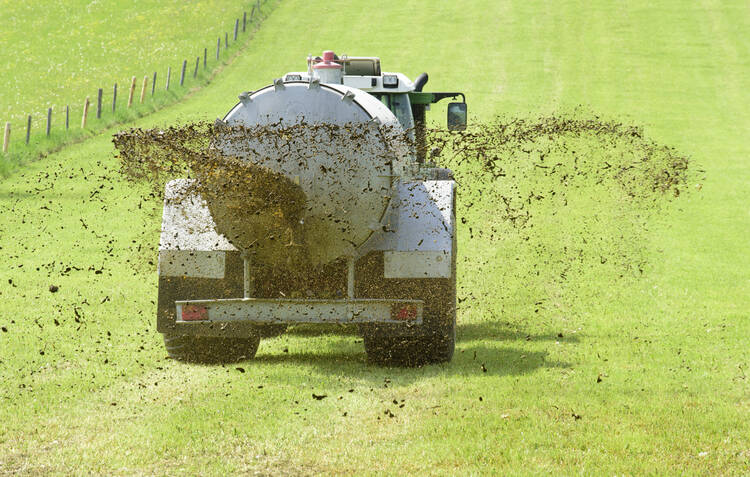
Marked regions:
[157,51,467,365]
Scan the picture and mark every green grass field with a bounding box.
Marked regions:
[1,0,749,474]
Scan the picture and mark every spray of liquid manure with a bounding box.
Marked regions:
[113,114,691,309]
[426,115,691,316]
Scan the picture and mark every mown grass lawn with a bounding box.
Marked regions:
[1,0,748,474]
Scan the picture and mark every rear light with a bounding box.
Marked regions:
[181,304,208,321]
[391,303,418,321]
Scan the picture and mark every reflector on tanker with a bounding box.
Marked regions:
[181,304,208,321]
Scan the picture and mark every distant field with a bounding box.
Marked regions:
[0,0,261,127]
[0,0,749,474]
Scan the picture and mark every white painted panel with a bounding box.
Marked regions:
[398,181,453,251]
[160,179,236,252]
[370,180,454,255]
[343,76,374,90]
[384,251,451,278]
[158,250,226,279]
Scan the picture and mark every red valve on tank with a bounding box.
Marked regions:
[313,50,341,70]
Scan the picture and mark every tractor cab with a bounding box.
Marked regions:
[282,51,467,163]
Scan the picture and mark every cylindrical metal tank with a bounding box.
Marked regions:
[214,81,405,265]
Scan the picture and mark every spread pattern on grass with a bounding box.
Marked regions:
[0,0,748,474]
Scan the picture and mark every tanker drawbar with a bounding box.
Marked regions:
[156,50,466,366]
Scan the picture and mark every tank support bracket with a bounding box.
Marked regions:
[347,257,355,300]
[242,253,253,298]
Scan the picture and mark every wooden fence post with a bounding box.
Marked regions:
[180,60,187,86]
[250,5,255,20]
[128,76,136,107]
[112,84,117,113]
[216,37,221,60]
[66,106,69,129]
[234,19,239,41]
[140,75,148,103]
[152,72,157,95]
[97,88,103,119]
[81,97,90,128]
[2,122,9,154]
[225,32,229,49]
[46,108,52,136]
[243,11,247,32]
[26,115,31,144]
[166,67,171,90]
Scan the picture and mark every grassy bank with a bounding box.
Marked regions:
[0,0,276,177]
[0,0,748,474]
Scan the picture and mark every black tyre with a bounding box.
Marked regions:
[163,333,260,363]
[363,310,455,367]
[356,248,457,367]
[256,324,288,339]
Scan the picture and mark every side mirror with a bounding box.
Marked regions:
[447,102,467,131]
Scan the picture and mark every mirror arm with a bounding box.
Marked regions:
[431,92,466,104]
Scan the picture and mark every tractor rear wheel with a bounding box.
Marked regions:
[363,309,455,367]
[356,250,457,367]
[163,333,261,363]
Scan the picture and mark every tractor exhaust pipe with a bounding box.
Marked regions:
[414,72,428,92]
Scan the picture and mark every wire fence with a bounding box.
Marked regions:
[2,0,267,155]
